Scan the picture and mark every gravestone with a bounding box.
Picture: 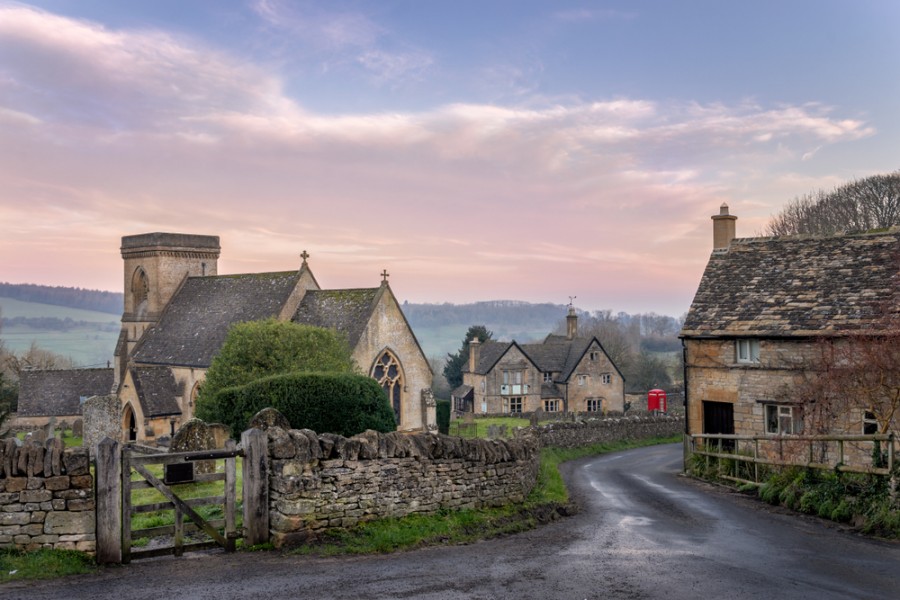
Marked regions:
[71,419,84,438]
[169,419,216,474]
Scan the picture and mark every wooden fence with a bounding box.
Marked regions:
[686,432,896,487]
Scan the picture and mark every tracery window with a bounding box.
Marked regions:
[131,268,149,314]
[371,350,404,424]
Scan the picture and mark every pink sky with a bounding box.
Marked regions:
[0,3,895,316]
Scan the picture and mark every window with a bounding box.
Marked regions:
[586,398,601,412]
[863,411,878,435]
[765,404,802,435]
[600,374,611,385]
[543,372,552,383]
[543,399,559,412]
[371,350,404,423]
[480,380,485,392]
[504,397,523,414]
[736,339,760,364]
[577,375,588,386]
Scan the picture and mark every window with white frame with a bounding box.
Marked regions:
[577,375,588,386]
[863,411,879,435]
[543,399,560,412]
[736,339,760,364]
[504,397,523,414]
[590,351,599,361]
[480,380,485,392]
[543,372,552,383]
[586,398,601,412]
[600,373,611,385]
[765,404,802,434]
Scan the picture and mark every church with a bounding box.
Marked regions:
[114,232,434,442]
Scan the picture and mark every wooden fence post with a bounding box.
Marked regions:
[95,437,122,564]
[242,428,269,547]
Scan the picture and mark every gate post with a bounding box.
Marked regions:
[242,428,269,547]
[95,437,122,564]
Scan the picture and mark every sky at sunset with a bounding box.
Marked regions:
[1,1,898,316]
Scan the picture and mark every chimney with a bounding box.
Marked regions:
[468,338,481,373]
[566,305,578,340]
[711,203,737,250]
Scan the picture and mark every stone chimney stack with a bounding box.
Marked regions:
[566,305,578,340]
[468,338,481,374]
[711,203,737,250]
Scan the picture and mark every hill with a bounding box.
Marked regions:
[0,282,122,314]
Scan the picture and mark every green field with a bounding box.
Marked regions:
[0,297,119,367]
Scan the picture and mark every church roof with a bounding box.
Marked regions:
[131,271,301,368]
[17,368,113,417]
[682,229,900,337]
[130,366,181,417]
[291,287,381,348]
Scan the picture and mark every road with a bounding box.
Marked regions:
[5,443,899,599]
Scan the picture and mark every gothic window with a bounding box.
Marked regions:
[371,350,404,425]
[131,268,149,315]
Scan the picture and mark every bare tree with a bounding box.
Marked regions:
[766,171,900,236]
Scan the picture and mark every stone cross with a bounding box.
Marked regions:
[300,250,310,265]
[381,269,390,283]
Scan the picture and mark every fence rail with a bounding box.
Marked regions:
[687,432,896,486]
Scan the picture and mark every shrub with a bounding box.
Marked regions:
[205,371,396,437]
[436,400,450,435]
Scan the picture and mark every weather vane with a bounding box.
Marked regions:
[568,295,576,307]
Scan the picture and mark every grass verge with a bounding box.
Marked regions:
[290,435,680,556]
[0,548,97,583]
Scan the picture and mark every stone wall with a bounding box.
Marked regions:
[529,414,684,449]
[266,427,540,547]
[0,437,94,552]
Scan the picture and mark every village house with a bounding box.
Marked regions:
[681,204,900,454]
[114,232,434,442]
[451,306,625,415]
[15,367,113,430]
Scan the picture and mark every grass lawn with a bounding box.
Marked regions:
[0,548,97,583]
[16,430,82,447]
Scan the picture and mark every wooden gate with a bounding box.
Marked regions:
[121,443,242,562]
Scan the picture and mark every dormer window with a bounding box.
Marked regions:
[736,339,760,364]
[543,373,552,383]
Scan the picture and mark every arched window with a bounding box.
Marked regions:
[131,268,149,316]
[122,403,138,441]
[371,350,404,425]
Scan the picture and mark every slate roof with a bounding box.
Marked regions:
[451,384,473,400]
[17,368,114,417]
[132,271,301,367]
[130,367,181,417]
[682,230,900,337]
[291,287,381,347]
[465,336,620,383]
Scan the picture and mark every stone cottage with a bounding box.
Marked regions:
[681,204,900,444]
[452,306,625,415]
[114,233,434,442]
[15,368,113,430]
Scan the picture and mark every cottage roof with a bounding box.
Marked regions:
[291,287,380,348]
[17,368,114,417]
[132,271,301,367]
[130,366,181,417]
[682,230,900,337]
[451,384,473,400]
[465,340,514,375]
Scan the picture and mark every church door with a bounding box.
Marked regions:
[123,404,138,441]
[371,350,404,426]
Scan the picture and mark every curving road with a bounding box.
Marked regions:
[6,443,899,599]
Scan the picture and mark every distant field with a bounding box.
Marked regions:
[0,297,119,368]
[410,323,555,359]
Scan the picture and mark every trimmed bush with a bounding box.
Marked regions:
[203,372,396,437]
[436,399,450,435]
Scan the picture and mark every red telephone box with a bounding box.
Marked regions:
[648,389,667,413]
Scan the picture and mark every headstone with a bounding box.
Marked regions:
[83,395,121,456]
[247,408,290,431]
[44,416,57,441]
[30,429,47,444]
[169,418,216,474]
[71,419,84,438]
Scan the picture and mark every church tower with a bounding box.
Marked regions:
[114,233,220,388]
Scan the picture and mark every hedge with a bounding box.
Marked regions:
[201,371,396,437]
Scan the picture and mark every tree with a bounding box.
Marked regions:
[767,171,900,236]
[624,351,673,394]
[197,319,356,406]
[443,325,493,389]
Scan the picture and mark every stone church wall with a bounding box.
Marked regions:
[266,428,540,547]
[0,438,94,552]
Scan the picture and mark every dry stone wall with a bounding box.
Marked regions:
[0,437,94,552]
[530,414,684,448]
[266,427,540,548]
